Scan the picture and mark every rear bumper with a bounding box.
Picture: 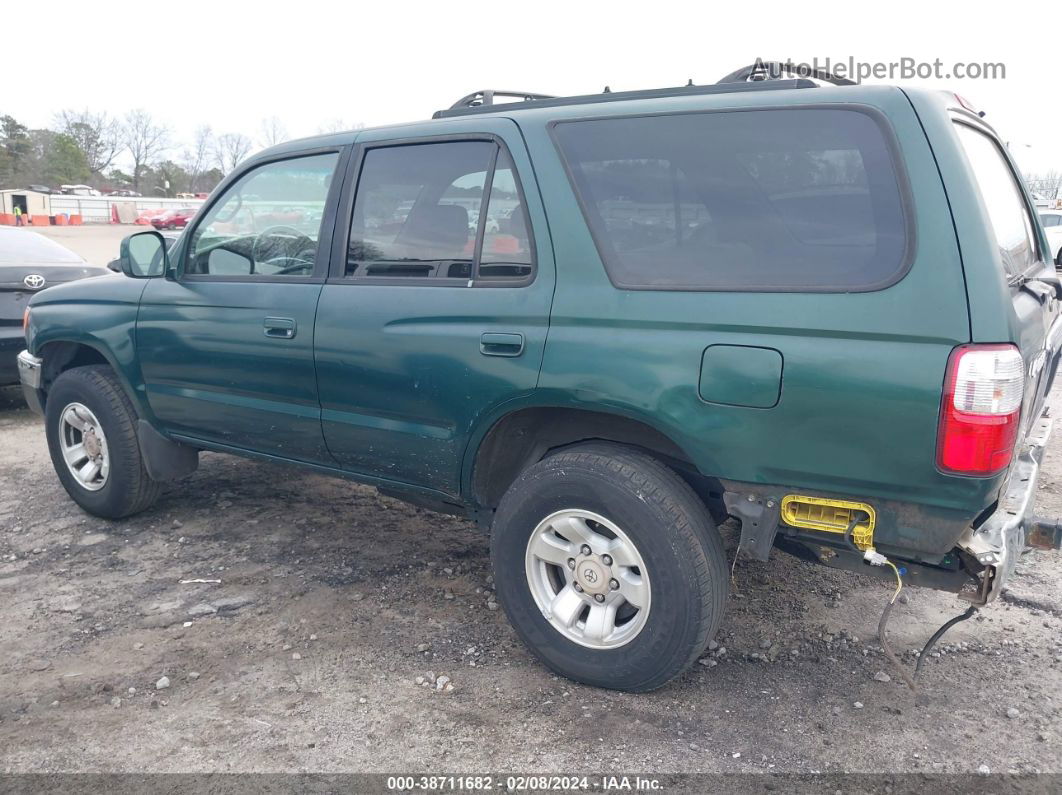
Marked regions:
[0,326,25,386]
[956,412,1054,604]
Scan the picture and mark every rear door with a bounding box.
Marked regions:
[314,118,555,496]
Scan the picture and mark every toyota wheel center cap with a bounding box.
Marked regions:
[576,559,608,594]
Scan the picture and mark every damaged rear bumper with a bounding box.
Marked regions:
[956,413,1056,605]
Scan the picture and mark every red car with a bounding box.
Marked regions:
[150,208,197,230]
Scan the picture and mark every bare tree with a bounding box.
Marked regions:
[259,116,288,148]
[54,109,121,178]
[1025,170,1062,200]
[122,109,170,192]
[183,125,213,193]
[316,118,364,135]
[214,133,253,173]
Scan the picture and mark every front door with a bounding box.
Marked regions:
[314,119,555,495]
[136,149,345,463]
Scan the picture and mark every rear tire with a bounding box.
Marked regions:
[45,365,161,519]
[490,442,728,691]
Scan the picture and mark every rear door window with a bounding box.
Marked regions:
[551,108,910,291]
[954,123,1039,277]
[346,140,535,283]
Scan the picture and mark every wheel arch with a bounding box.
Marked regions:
[465,404,723,513]
[36,339,150,421]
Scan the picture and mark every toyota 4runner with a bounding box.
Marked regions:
[17,68,1062,691]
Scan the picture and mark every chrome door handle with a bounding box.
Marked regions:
[264,317,297,339]
[480,332,524,357]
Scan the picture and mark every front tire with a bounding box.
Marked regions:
[45,365,161,519]
[490,443,728,691]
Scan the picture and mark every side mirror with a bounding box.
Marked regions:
[119,230,169,278]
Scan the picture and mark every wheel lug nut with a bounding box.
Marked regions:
[601,554,612,566]
[567,558,576,569]
[594,593,605,603]
[573,582,583,592]
[580,545,591,556]
[609,578,619,590]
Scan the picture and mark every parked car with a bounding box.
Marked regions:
[1039,210,1062,266]
[149,208,197,230]
[17,73,1062,692]
[0,229,110,384]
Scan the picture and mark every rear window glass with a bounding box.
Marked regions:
[955,123,1038,276]
[552,108,910,291]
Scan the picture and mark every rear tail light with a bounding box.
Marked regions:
[937,344,1024,476]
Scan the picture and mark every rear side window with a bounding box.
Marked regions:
[955,124,1038,276]
[552,108,910,291]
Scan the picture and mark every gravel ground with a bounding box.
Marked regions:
[1,380,1061,778]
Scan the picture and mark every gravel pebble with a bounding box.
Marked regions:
[155,676,170,690]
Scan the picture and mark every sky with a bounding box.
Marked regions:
[6,0,1062,175]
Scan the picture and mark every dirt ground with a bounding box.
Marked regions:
[0,228,1060,779]
[0,380,1060,778]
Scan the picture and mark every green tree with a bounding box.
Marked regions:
[38,131,91,185]
[106,168,134,189]
[0,114,32,187]
[55,109,121,179]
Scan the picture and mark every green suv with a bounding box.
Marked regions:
[17,72,1062,691]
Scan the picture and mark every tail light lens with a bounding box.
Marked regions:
[937,344,1024,476]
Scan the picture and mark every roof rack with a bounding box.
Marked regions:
[433,78,817,119]
[448,90,558,110]
[717,61,856,86]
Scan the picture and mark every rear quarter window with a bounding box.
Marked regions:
[551,108,911,291]
[954,123,1038,277]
